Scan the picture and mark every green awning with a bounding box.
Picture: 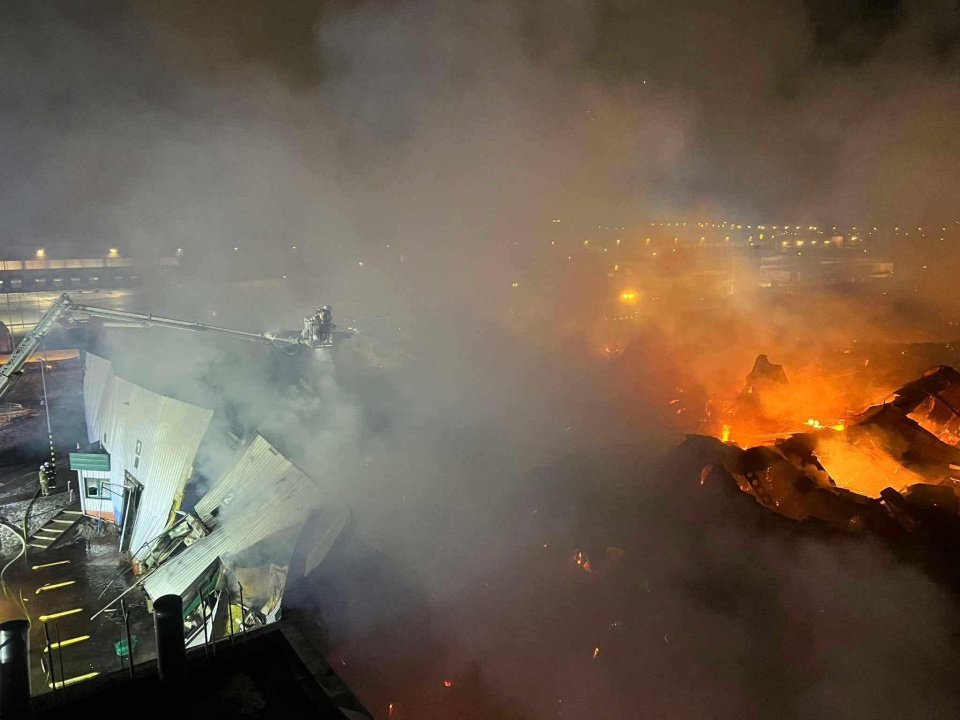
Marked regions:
[69,452,110,472]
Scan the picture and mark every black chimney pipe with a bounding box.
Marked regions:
[153,595,185,683]
[0,620,30,718]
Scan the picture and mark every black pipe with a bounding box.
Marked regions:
[42,622,55,705]
[226,590,235,647]
[121,600,135,682]
[54,626,64,696]
[238,583,246,644]
[0,619,31,717]
[197,590,208,660]
[153,595,185,683]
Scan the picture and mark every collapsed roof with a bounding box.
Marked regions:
[83,353,214,552]
[80,357,349,635]
[142,433,348,603]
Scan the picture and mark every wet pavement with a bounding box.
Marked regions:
[2,535,157,694]
[0,351,156,695]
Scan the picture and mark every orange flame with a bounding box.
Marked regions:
[573,549,592,572]
[804,418,845,431]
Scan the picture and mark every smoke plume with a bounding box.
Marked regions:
[4,1,960,718]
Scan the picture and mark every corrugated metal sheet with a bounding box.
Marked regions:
[82,354,214,552]
[194,435,291,524]
[83,353,115,447]
[143,435,343,601]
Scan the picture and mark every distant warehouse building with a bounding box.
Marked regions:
[0,252,181,294]
[758,254,894,288]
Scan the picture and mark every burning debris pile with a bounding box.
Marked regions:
[699,358,960,540]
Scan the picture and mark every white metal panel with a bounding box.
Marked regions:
[143,435,336,600]
[194,435,291,524]
[142,504,347,601]
[118,378,214,552]
[83,353,115,447]
[82,353,214,553]
[104,376,133,525]
[77,469,111,518]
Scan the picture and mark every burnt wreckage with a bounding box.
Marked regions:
[699,362,960,541]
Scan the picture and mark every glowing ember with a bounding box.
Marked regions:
[592,646,600,660]
[572,549,592,572]
[443,679,453,688]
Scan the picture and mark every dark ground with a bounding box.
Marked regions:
[292,440,960,720]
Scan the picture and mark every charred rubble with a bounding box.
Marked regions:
[695,363,960,553]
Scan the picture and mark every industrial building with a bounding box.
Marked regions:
[0,345,356,711]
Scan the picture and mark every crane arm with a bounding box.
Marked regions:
[0,293,74,401]
[66,303,300,347]
[0,292,310,402]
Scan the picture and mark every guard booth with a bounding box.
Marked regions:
[69,448,144,549]
[69,447,113,521]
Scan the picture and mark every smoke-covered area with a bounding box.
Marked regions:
[5,1,960,718]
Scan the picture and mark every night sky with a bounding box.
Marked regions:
[1,1,958,260]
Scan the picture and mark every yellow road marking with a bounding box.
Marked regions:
[38,608,82,622]
[44,635,89,652]
[32,560,70,570]
[35,581,76,595]
[48,671,99,689]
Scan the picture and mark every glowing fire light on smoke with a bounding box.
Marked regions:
[721,425,731,442]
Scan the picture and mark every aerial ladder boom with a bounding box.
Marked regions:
[0,294,74,401]
[0,292,331,402]
[67,303,300,346]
